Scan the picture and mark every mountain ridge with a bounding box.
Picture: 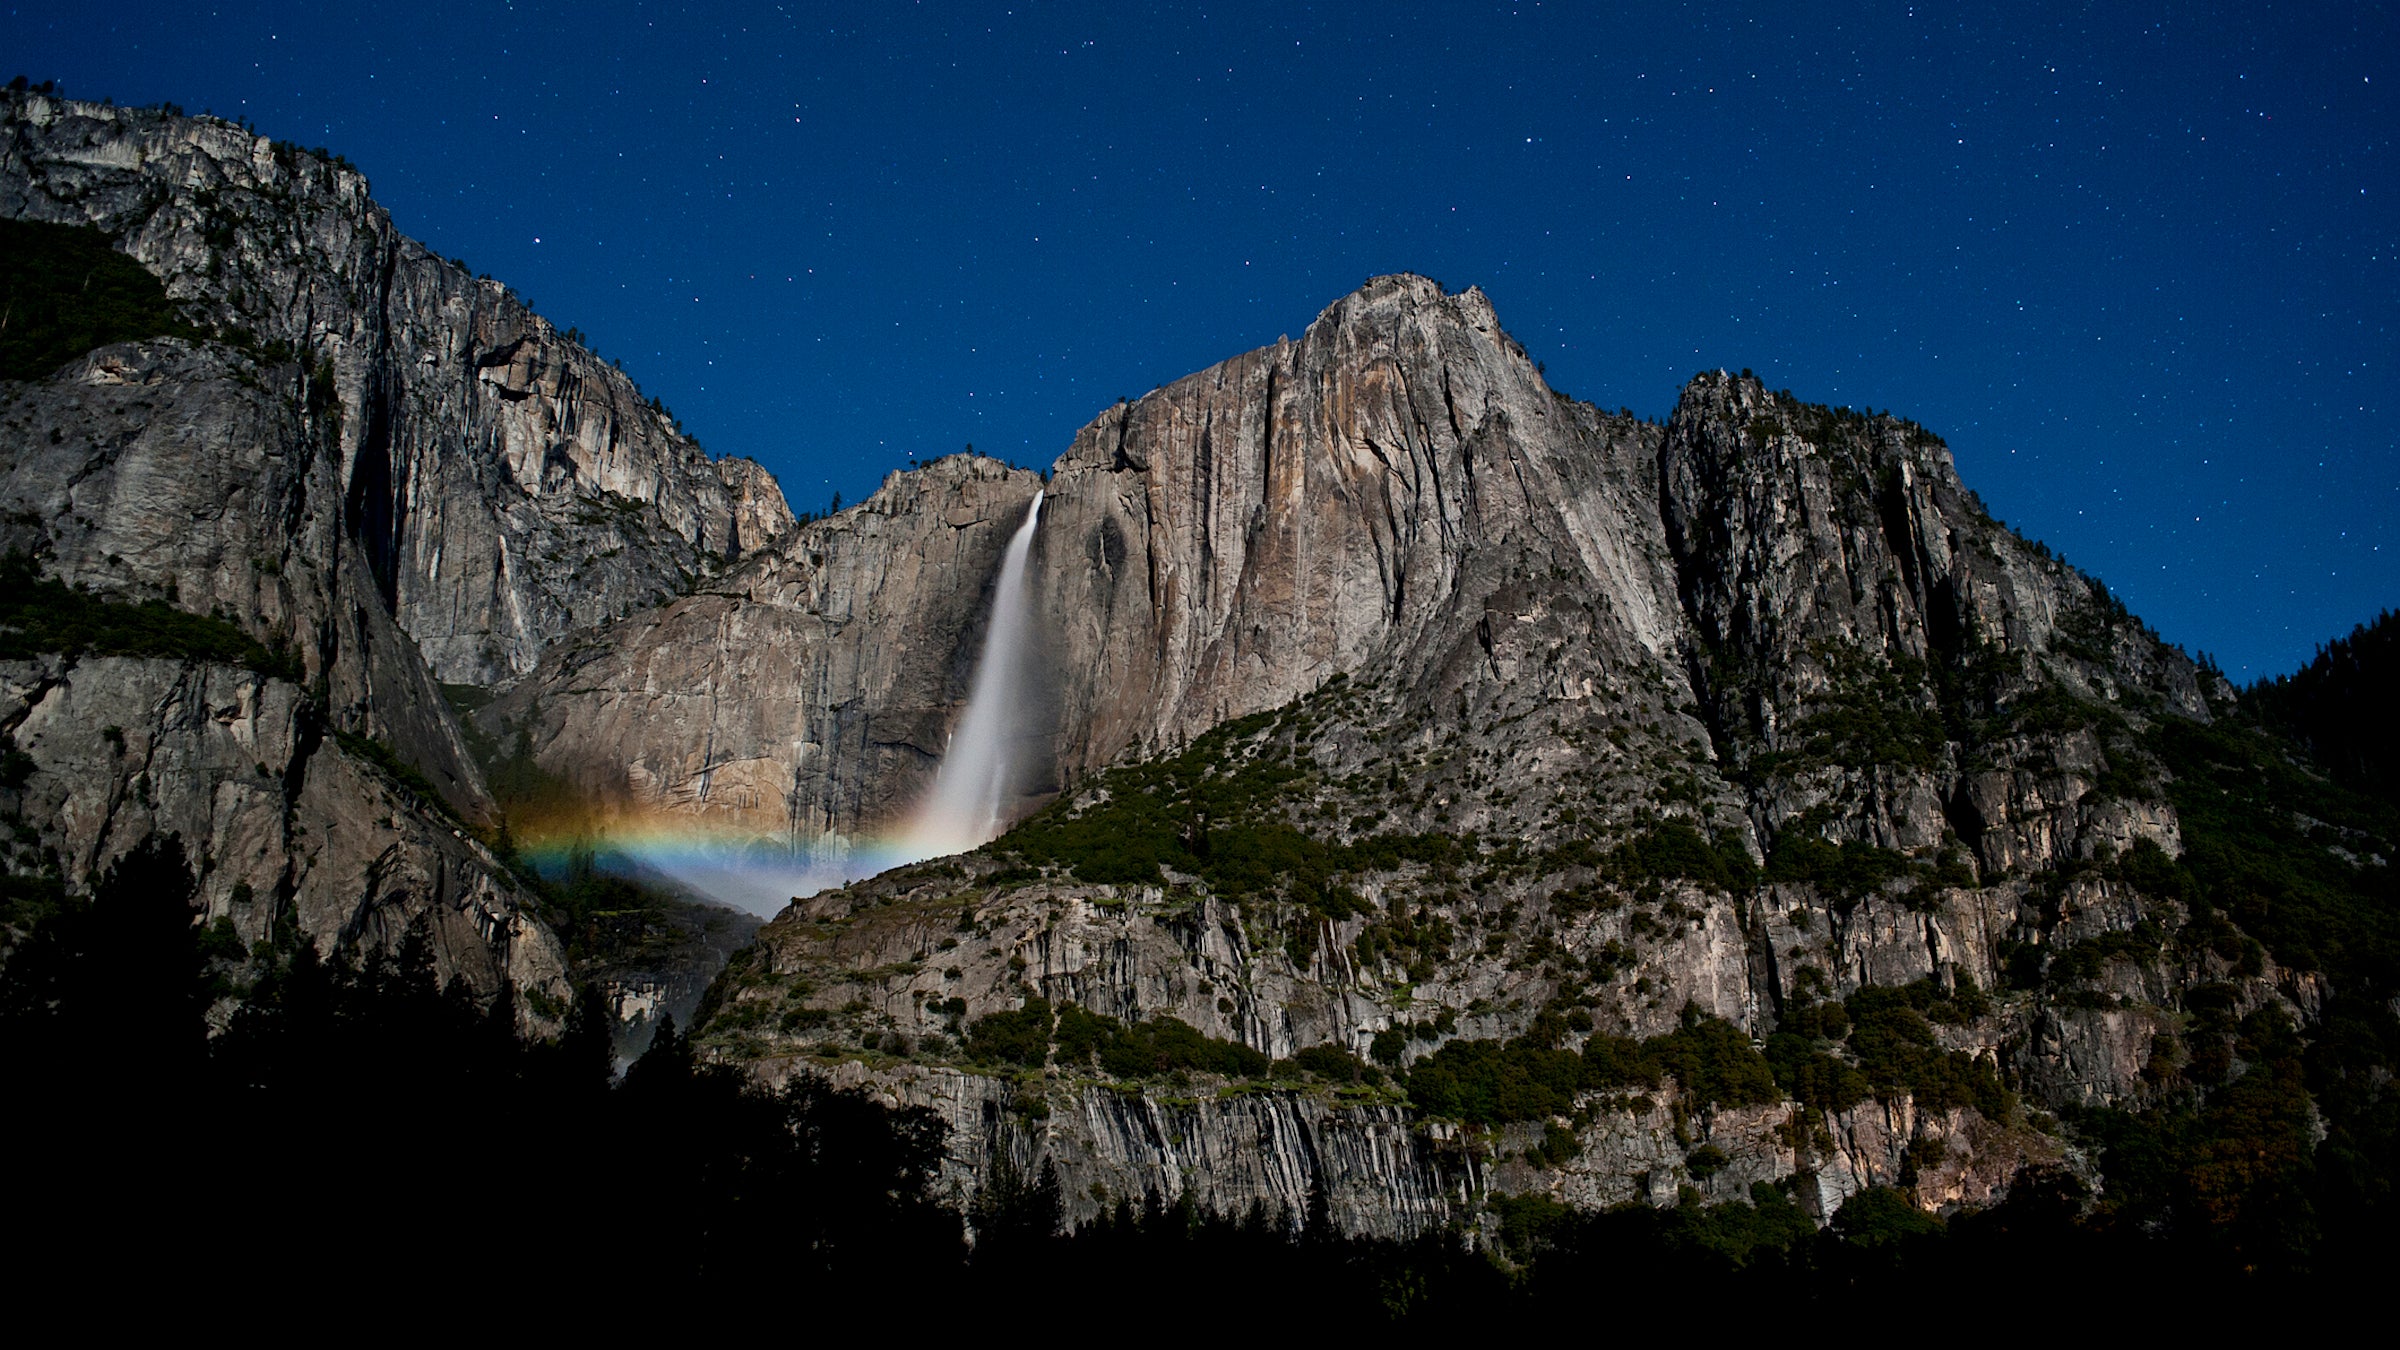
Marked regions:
[0,92,2388,1258]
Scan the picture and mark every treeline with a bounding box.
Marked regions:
[0,837,961,1310]
[1397,988,2006,1128]
[2245,607,2400,806]
[960,995,1377,1084]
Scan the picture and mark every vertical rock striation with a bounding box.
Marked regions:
[1036,274,1689,773]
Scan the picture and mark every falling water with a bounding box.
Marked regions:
[900,489,1045,859]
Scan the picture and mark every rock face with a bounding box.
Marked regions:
[0,650,568,1005]
[0,90,781,1005]
[482,457,1046,846]
[0,91,791,687]
[0,339,486,819]
[1035,276,1687,773]
[506,277,1704,848]
[793,1058,1461,1239]
[1659,371,2200,873]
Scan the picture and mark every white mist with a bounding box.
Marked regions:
[900,489,1044,859]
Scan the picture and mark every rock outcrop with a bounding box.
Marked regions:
[0,650,568,1005]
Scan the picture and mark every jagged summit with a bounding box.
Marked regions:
[1316,271,1498,319]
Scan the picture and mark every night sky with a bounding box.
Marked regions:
[6,1,2392,679]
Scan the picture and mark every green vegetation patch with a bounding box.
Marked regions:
[964,997,1273,1079]
[997,708,1461,923]
[1842,983,2009,1117]
[0,219,206,381]
[1405,1037,1589,1123]
[2148,713,2400,986]
[1763,976,2005,1118]
[0,553,301,680]
[2067,1004,2322,1260]
[963,996,1057,1066]
[1763,831,1915,905]
[1351,900,1454,982]
[1493,1182,1821,1272]
[1405,1006,1780,1124]
[1054,1002,1271,1079]
[0,807,68,959]
[1399,978,2010,1126]
[1598,818,1758,893]
[1762,652,1950,775]
[2246,607,2400,806]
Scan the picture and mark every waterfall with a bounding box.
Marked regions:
[900,489,1045,859]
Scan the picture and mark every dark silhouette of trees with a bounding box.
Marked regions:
[0,836,963,1314]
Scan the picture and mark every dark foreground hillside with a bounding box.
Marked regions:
[3,833,2385,1322]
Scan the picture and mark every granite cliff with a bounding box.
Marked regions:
[0,89,787,1013]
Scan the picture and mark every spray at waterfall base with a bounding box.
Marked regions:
[504,814,944,918]
[506,491,1051,918]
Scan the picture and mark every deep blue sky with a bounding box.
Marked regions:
[7,1,2393,678]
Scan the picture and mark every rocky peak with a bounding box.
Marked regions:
[1038,270,1681,773]
[1657,369,2206,871]
[0,89,793,684]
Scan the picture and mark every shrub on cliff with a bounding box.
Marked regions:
[0,552,302,680]
[965,996,1055,1066]
[0,219,207,381]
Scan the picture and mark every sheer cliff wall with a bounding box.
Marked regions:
[0,91,791,1005]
